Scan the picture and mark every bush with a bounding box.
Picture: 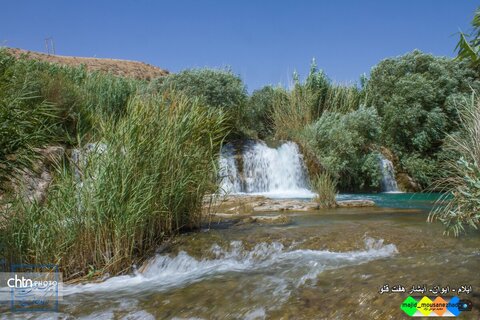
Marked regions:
[1,92,228,278]
[400,155,438,187]
[246,86,285,138]
[153,68,248,136]
[303,106,381,191]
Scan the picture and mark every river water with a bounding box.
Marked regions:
[3,193,478,319]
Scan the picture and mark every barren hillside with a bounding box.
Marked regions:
[4,47,169,80]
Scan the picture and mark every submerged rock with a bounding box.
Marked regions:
[253,200,319,212]
[205,194,376,216]
[336,200,375,207]
[239,214,291,225]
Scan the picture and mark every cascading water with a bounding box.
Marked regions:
[62,238,397,297]
[218,143,241,194]
[219,141,313,197]
[242,141,309,193]
[379,157,399,192]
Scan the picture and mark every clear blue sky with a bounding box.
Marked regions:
[1,1,478,91]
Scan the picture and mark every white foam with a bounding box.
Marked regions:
[62,238,397,297]
[219,141,312,197]
[247,189,316,199]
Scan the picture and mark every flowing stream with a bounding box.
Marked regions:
[3,194,479,319]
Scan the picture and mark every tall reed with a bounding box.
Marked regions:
[322,85,360,114]
[272,84,314,140]
[1,92,227,278]
[429,94,480,236]
[312,172,338,208]
[272,68,360,141]
[0,51,60,185]
[0,48,142,185]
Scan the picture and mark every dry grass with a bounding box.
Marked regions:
[5,47,169,80]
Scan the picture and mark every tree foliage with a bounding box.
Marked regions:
[303,106,381,191]
[246,86,287,138]
[366,50,480,187]
[153,68,248,136]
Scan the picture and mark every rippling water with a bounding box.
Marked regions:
[2,194,479,319]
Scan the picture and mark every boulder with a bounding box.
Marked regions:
[71,142,108,179]
[396,173,421,192]
[10,146,65,203]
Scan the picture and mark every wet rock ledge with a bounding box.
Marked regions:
[204,195,375,217]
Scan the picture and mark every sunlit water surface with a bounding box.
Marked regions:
[2,193,479,319]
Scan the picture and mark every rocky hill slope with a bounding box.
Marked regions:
[4,47,169,80]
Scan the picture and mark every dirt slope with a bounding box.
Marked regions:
[4,47,169,80]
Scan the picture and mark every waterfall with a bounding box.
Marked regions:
[219,141,312,197]
[379,157,399,192]
[218,144,241,194]
[242,142,309,193]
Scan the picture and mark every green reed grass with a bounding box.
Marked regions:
[272,70,360,141]
[272,84,314,140]
[322,85,360,114]
[0,48,143,187]
[429,93,480,236]
[312,172,337,208]
[1,92,227,279]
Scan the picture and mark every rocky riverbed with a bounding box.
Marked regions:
[203,194,376,225]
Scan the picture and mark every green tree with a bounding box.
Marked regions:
[153,68,248,136]
[246,86,285,138]
[366,50,480,187]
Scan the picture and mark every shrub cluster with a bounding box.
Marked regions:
[303,107,382,191]
[2,45,480,270]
